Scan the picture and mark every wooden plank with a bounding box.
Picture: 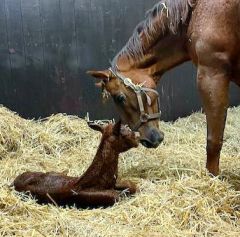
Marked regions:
[163,63,199,121]
[229,83,240,107]
[59,0,78,73]
[55,0,81,114]
[21,0,44,67]
[5,0,26,70]
[40,0,62,71]
[43,0,82,113]
[74,0,92,67]
[20,0,46,117]
[0,0,11,103]
[39,0,63,115]
[4,0,27,113]
[74,0,101,117]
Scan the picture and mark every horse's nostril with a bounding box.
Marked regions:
[140,139,160,148]
[140,139,154,148]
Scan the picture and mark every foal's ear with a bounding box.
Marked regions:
[87,70,110,80]
[113,120,121,136]
[87,122,104,133]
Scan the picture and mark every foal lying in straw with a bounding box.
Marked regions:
[14,120,140,207]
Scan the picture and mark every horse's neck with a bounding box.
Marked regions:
[118,32,190,83]
[147,33,190,78]
[76,139,119,188]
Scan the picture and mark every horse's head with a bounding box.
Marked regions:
[87,68,164,148]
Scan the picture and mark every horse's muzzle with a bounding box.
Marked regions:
[140,128,164,148]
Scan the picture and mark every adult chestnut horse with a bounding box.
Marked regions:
[88,0,240,176]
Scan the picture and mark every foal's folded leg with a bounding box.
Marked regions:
[75,190,119,207]
[115,180,138,194]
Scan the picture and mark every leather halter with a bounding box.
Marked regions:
[108,68,161,131]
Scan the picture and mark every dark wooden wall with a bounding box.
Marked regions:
[0,0,239,121]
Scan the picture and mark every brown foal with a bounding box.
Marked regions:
[88,0,240,176]
[14,121,139,207]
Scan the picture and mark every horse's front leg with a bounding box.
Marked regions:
[197,66,230,176]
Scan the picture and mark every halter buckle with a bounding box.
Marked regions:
[140,113,150,123]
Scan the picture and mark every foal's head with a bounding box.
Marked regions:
[88,120,140,153]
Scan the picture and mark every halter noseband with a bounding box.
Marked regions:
[108,68,161,131]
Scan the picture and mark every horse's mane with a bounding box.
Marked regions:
[112,0,195,69]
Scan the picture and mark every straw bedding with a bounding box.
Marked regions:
[0,105,239,237]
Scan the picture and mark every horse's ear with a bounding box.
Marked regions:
[87,122,104,133]
[113,120,121,136]
[87,70,110,80]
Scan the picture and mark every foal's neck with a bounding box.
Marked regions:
[77,137,119,189]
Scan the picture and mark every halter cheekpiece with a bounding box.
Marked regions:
[108,67,161,131]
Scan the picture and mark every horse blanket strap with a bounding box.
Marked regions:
[108,67,161,131]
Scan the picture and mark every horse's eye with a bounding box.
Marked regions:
[113,93,126,104]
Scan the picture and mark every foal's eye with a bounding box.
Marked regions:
[113,93,126,104]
